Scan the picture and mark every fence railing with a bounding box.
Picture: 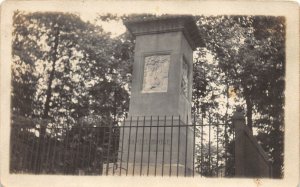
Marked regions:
[10,115,235,177]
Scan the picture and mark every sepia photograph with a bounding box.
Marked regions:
[0,1,299,187]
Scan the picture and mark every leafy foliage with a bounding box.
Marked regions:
[10,13,284,178]
[195,15,285,178]
[11,11,132,174]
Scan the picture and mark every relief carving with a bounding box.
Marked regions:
[181,60,189,97]
[142,55,170,92]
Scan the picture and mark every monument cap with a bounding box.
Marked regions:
[124,15,205,50]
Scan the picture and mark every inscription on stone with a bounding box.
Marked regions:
[142,55,170,93]
[128,138,171,145]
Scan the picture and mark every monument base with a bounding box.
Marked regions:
[117,117,194,176]
[103,163,193,176]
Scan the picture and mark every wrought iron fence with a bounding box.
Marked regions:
[10,115,235,177]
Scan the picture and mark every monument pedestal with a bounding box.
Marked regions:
[117,117,194,176]
[116,16,202,176]
[119,163,192,176]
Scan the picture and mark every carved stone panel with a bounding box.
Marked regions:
[181,60,189,98]
[142,55,170,93]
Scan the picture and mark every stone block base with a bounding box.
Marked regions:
[103,163,193,176]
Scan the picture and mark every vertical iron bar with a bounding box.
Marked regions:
[27,128,34,172]
[29,129,36,172]
[201,113,204,176]
[208,112,211,176]
[184,115,188,177]
[27,128,33,172]
[19,127,25,171]
[71,127,78,174]
[29,128,36,172]
[87,128,93,174]
[81,127,88,171]
[83,127,89,167]
[18,126,24,172]
[34,130,40,173]
[56,128,62,173]
[140,116,146,176]
[76,126,82,174]
[146,116,152,176]
[24,128,30,171]
[63,128,70,174]
[39,126,46,173]
[26,129,33,172]
[50,126,58,172]
[34,126,42,174]
[169,116,173,176]
[59,128,65,173]
[193,113,196,177]
[22,128,30,172]
[15,126,19,171]
[112,125,120,175]
[72,127,77,174]
[45,128,53,173]
[94,127,100,175]
[154,116,159,176]
[216,121,219,177]
[100,126,106,175]
[21,128,26,171]
[63,127,73,173]
[13,125,19,172]
[224,120,227,176]
[15,126,21,172]
[162,116,166,176]
[126,117,132,176]
[233,130,235,176]
[112,126,118,176]
[77,126,84,175]
[119,118,125,175]
[9,125,15,170]
[106,123,113,175]
[177,115,181,177]
[132,117,139,176]
[15,126,22,171]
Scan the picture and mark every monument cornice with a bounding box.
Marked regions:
[124,15,205,50]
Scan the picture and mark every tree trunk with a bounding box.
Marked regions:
[245,96,253,133]
[242,83,253,133]
[272,128,282,178]
[271,68,284,178]
[36,25,60,173]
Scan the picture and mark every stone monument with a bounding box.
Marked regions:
[118,16,204,176]
[233,107,272,178]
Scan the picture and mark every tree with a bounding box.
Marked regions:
[11,13,285,177]
[11,11,131,173]
[195,15,285,178]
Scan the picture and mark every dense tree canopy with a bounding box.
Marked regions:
[11,12,284,177]
[11,11,133,173]
[195,16,285,178]
[12,11,132,127]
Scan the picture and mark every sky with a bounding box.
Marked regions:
[80,12,126,38]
